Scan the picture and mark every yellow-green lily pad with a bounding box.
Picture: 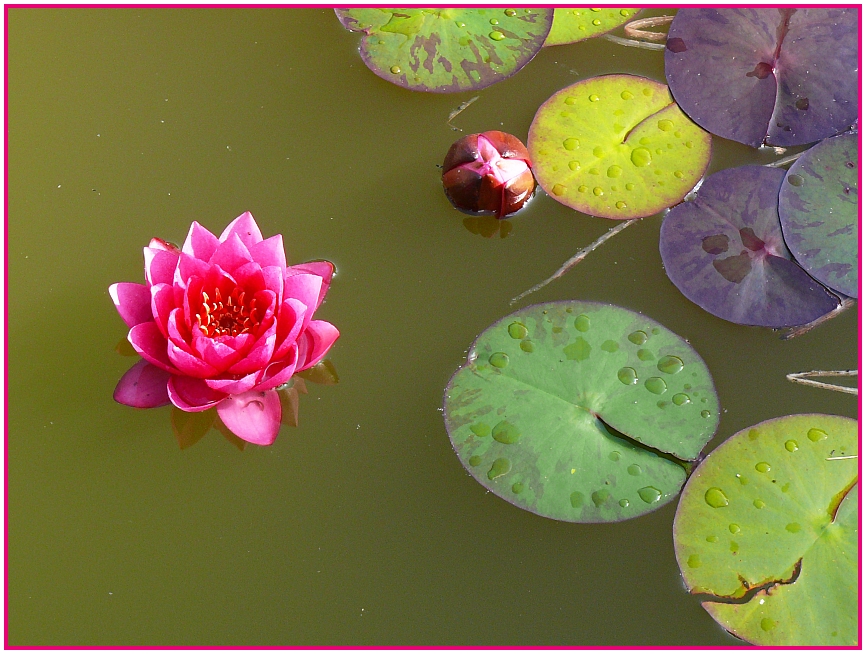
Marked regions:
[673,414,858,645]
[544,8,641,46]
[528,74,712,219]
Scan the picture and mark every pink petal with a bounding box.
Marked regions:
[144,246,180,286]
[128,322,177,373]
[297,320,340,371]
[260,266,284,301]
[287,261,335,310]
[167,308,198,356]
[113,359,171,408]
[149,237,180,254]
[150,283,175,337]
[249,234,287,269]
[272,298,306,361]
[181,221,220,262]
[109,282,154,327]
[176,253,211,287]
[228,332,276,375]
[209,233,253,273]
[283,273,322,321]
[255,346,299,391]
[231,262,266,291]
[216,390,281,446]
[204,372,260,395]
[167,375,225,411]
[167,340,219,378]
[219,212,263,249]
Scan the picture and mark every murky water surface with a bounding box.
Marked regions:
[8,8,857,646]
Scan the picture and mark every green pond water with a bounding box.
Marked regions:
[7,7,858,646]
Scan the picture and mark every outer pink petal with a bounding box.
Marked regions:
[150,283,175,337]
[167,375,226,411]
[260,265,284,301]
[128,322,178,373]
[113,359,171,408]
[204,372,260,395]
[288,261,334,310]
[216,390,281,446]
[144,246,180,286]
[209,233,253,272]
[109,283,153,328]
[181,221,220,262]
[220,212,263,249]
[249,234,287,270]
[282,273,322,323]
[297,320,340,371]
[255,345,299,391]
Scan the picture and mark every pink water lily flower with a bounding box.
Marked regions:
[109,212,339,445]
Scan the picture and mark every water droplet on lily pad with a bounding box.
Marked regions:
[755,462,771,473]
[672,393,690,406]
[760,618,777,632]
[630,148,652,167]
[570,491,585,508]
[687,554,702,568]
[705,487,729,508]
[591,489,610,506]
[512,481,524,493]
[637,348,655,361]
[489,352,509,368]
[492,420,521,444]
[807,428,828,442]
[469,455,482,466]
[638,486,662,503]
[644,377,667,395]
[574,314,591,332]
[470,422,490,437]
[487,457,511,479]
[628,330,648,345]
[520,340,534,353]
[627,464,642,476]
[508,322,528,339]
[785,440,799,452]
[617,367,638,385]
[786,522,801,533]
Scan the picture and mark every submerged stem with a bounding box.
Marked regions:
[603,34,666,50]
[510,218,639,305]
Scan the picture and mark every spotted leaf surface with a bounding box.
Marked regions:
[444,301,719,523]
[335,8,553,93]
[528,75,711,220]
[779,133,858,299]
[673,414,857,645]
[665,8,858,147]
[659,165,839,328]
[544,8,641,46]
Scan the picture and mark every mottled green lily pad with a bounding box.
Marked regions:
[335,8,553,93]
[544,8,641,46]
[779,133,858,299]
[443,301,720,523]
[528,75,712,219]
[673,414,858,645]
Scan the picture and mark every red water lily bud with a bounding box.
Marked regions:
[442,131,536,219]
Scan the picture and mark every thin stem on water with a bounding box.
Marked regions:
[510,218,639,305]
[786,369,858,395]
[447,95,479,132]
[603,34,666,51]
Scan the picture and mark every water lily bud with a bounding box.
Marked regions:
[442,130,536,219]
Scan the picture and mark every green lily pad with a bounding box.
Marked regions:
[778,133,858,299]
[544,8,641,46]
[443,301,720,523]
[335,8,553,93]
[673,414,858,645]
[528,75,712,219]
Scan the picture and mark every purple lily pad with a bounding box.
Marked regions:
[778,133,858,299]
[659,165,839,328]
[665,8,858,147]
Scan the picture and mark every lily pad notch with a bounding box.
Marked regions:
[444,301,720,523]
